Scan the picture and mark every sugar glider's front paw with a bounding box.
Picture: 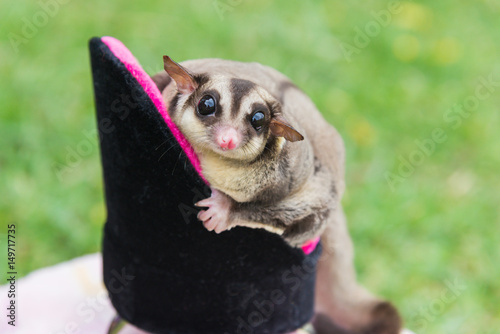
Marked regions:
[195,189,233,234]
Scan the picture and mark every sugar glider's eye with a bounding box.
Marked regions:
[197,95,216,115]
[251,111,265,131]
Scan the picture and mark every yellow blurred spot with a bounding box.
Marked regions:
[89,201,106,225]
[394,2,433,31]
[393,34,420,62]
[348,119,377,147]
[446,170,476,198]
[432,38,462,65]
[74,263,104,295]
[11,174,34,197]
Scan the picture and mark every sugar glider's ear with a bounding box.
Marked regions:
[270,115,304,142]
[163,56,198,94]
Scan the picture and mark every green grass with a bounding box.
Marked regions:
[1,0,499,332]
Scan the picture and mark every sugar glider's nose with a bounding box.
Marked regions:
[216,127,241,150]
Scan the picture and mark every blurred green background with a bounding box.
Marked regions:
[1,0,499,333]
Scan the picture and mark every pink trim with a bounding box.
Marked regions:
[101,36,207,183]
[301,236,320,255]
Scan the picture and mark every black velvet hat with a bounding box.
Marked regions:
[89,36,322,334]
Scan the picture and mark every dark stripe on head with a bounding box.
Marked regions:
[266,99,281,117]
[184,73,211,108]
[230,78,256,117]
[168,73,210,117]
[251,102,269,113]
[168,92,181,117]
[194,73,210,88]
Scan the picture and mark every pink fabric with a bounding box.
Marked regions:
[301,236,320,255]
[100,36,317,254]
[101,36,207,183]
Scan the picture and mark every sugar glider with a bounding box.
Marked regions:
[153,56,402,334]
